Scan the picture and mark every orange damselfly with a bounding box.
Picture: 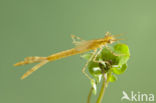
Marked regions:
[14,32,122,80]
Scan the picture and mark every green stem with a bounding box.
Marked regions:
[87,87,93,103]
[96,74,108,103]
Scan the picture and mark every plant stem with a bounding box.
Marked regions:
[87,87,93,103]
[96,74,108,103]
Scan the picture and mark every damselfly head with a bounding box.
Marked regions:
[104,32,123,44]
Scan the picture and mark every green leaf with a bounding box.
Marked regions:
[114,44,130,56]
[88,62,103,83]
[109,74,117,82]
[113,44,130,65]
[91,80,97,95]
[100,43,130,65]
[88,61,102,75]
[112,63,127,75]
[81,43,130,85]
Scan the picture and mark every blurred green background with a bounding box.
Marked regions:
[0,0,156,103]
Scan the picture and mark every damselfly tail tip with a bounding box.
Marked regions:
[14,62,23,66]
[14,63,17,66]
[21,77,24,80]
[21,71,31,80]
[21,75,26,80]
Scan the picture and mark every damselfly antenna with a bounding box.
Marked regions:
[112,38,125,41]
[113,33,124,37]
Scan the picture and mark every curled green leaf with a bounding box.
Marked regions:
[112,63,127,75]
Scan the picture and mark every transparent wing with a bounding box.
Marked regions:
[74,40,94,51]
[71,35,84,42]
[70,35,96,51]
